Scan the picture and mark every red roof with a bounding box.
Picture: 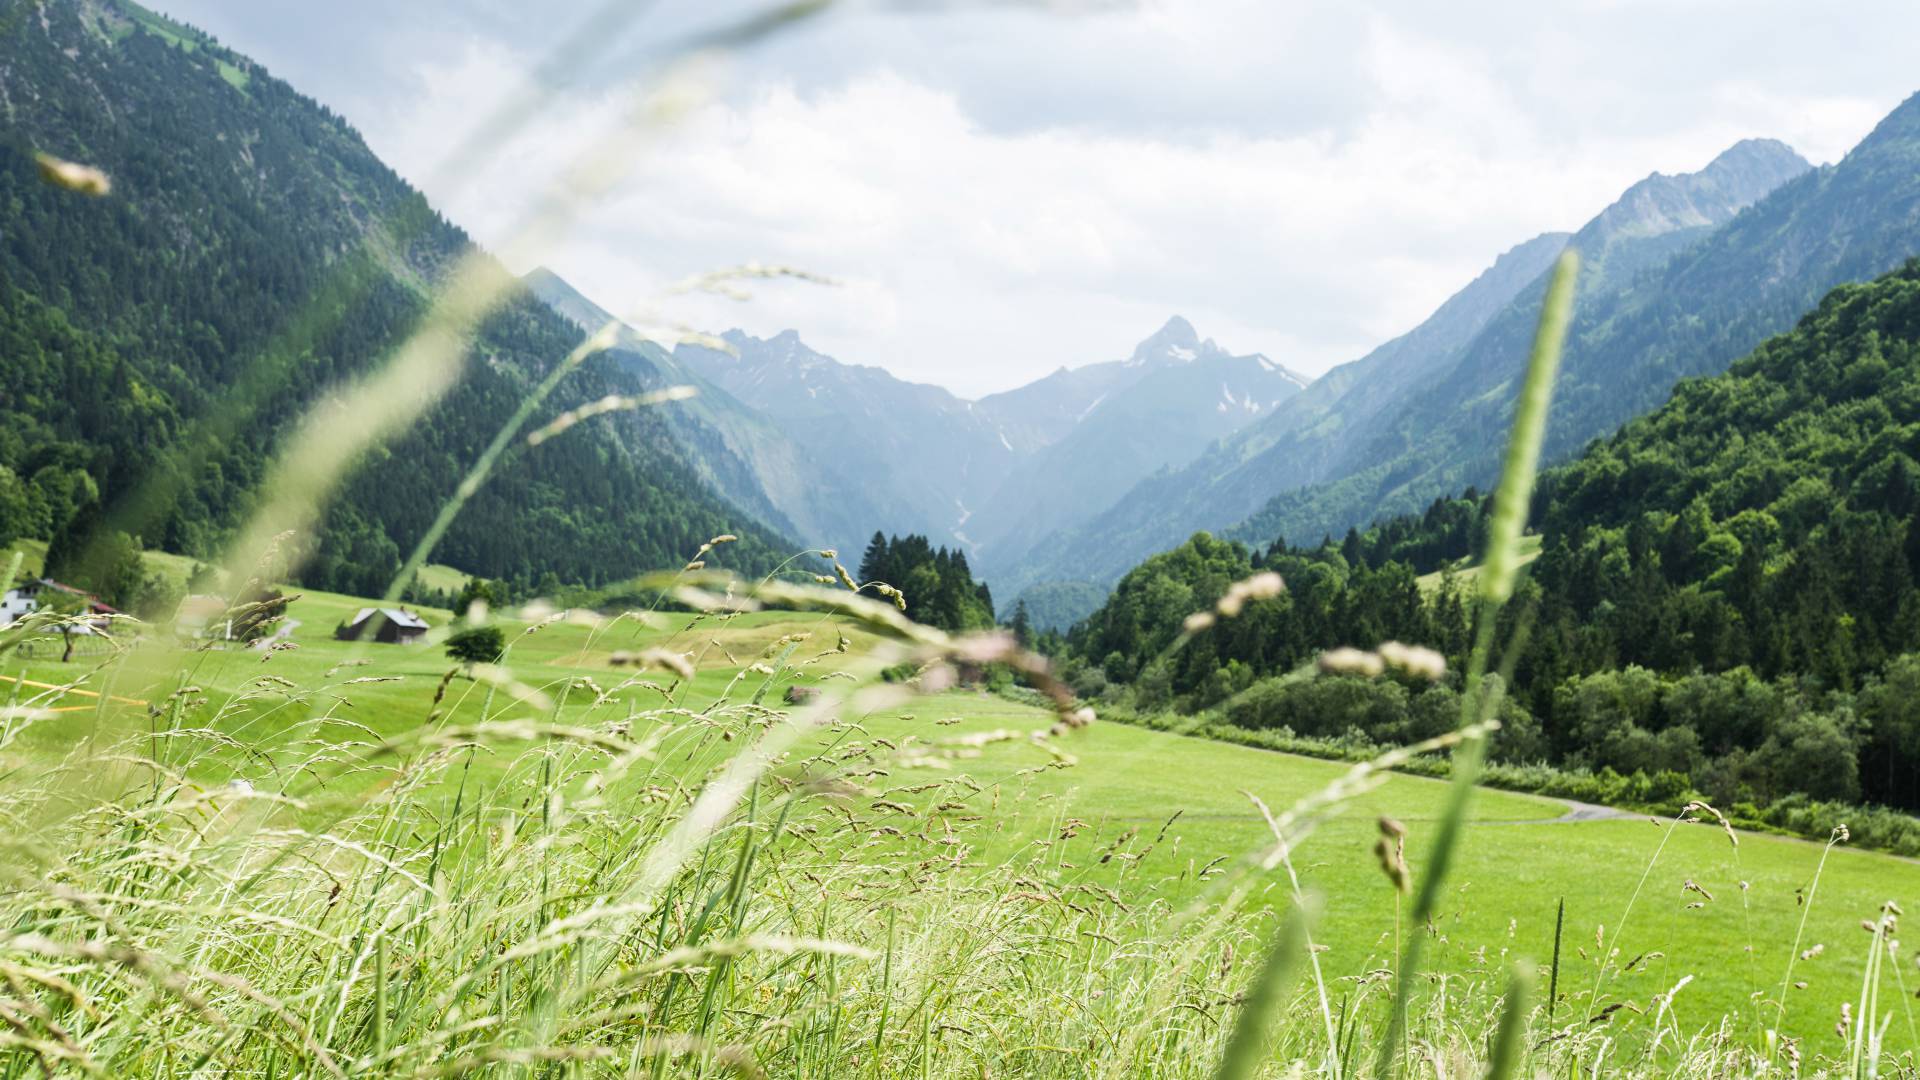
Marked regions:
[37,579,117,612]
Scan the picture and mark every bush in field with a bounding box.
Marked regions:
[445,624,505,667]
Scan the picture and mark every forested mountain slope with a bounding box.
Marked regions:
[1068,260,1920,813]
[0,0,789,602]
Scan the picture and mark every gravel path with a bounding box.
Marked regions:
[1101,798,1642,827]
[1551,799,1637,823]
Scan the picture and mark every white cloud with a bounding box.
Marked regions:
[159,0,1920,398]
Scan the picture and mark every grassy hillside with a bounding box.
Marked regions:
[4,537,199,590]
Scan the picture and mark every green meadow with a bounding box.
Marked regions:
[6,567,1909,1067]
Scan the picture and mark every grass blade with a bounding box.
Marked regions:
[1485,964,1535,1080]
[1376,249,1577,1078]
[1479,249,1579,608]
[1213,903,1312,1080]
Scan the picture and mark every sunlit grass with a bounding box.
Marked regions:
[3,577,1913,1075]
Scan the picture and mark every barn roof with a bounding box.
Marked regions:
[32,579,121,614]
[346,607,430,630]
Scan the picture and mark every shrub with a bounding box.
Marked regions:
[445,625,505,667]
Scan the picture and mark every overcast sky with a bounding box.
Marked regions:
[157,0,1919,397]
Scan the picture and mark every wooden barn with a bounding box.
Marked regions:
[336,607,430,645]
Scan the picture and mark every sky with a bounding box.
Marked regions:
[157,0,1920,398]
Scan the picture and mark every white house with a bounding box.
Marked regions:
[174,594,233,640]
[0,585,36,626]
[0,579,119,633]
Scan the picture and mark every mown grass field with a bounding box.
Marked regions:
[5,574,1911,1061]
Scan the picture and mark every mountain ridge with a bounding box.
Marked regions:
[504,285,1315,559]
[1229,97,1915,554]
[998,132,1817,601]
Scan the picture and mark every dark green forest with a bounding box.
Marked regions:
[1062,261,1920,821]
[1007,580,1111,635]
[0,0,790,609]
[856,532,996,633]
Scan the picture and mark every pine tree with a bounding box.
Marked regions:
[859,531,889,585]
[1010,599,1033,648]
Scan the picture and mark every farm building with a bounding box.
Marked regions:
[1,579,119,632]
[336,607,431,645]
[0,586,35,627]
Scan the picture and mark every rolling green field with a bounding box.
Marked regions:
[4,578,1910,1061]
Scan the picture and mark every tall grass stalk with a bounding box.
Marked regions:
[373,321,640,610]
[1772,824,1847,1059]
[1211,905,1309,1080]
[1249,792,1343,1079]
[1484,964,1535,1080]
[1375,249,1578,1077]
[1584,806,1686,1020]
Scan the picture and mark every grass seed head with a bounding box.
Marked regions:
[1373,817,1410,893]
[1374,835,1411,894]
[36,153,112,196]
[1376,640,1446,681]
[1317,647,1384,678]
[1212,571,1285,618]
[610,648,696,680]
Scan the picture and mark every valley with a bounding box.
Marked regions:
[4,1,1919,1074]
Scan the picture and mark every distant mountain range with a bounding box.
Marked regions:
[526,278,1310,569]
[522,269,887,554]
[530,101,1920,634]
[672,327,1022,553]
[1222,111,1920,556]
[961,317,1307,568]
